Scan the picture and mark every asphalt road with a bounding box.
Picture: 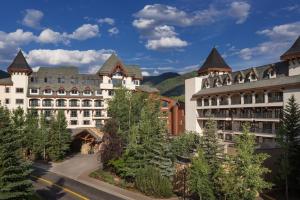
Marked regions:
[31,167,127,200]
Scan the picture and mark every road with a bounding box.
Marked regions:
[32,167,127,200]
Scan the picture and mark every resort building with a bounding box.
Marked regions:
[185,36,300,144]
[0,51,142,130]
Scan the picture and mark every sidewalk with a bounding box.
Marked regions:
[34,161,179,200]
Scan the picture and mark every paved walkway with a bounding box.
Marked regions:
[34,154,178,200]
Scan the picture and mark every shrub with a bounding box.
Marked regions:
[135,166,173,198]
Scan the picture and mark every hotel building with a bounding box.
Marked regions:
[0,52,142,130]
[185,36,300,144]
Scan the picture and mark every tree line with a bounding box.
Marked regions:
[0,107,70,199]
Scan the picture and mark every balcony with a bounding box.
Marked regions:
[56,100,66,107]
[268,92,283,103]
[82,100,92,107]
[69,103,79,107]
[94,101,104,107]
[42,100,53,107]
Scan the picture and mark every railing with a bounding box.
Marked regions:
[268,96,283,103]
[43,103,53,107]
[219,101,228,105]
[56,103,66,107]
[255,97,265,103]
[30,103,40,107]
[69,103,79,107]
[82,103,92,107]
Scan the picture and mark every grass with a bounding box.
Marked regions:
[89,169,134,189]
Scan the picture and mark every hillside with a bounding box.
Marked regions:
[142,71,198,97]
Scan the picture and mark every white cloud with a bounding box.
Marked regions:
[26,49,114,72]
[146,37,188,50]
[22,9,44,28]
[142,71,150,76]
[38,28,68,44]
[98,17,115,25]
[256,22,300,40]
[108,27,119,35]
[236,21,300,61]
[229,1,251,24]
[68,24,99,40]
[133,3,251,50]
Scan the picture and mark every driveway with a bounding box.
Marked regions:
[45,154,101,180]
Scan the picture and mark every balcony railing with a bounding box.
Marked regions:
[29,103,40,107]
[82,103,92,107]
[268,96,283,103]
[69,103,79,107]
[43,103,53,107]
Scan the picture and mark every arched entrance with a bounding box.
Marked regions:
[70,128,104,154]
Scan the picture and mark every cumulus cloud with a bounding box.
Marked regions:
[133,3,251,50]
[108,27,119,35]
[229,2,251,24]
[68,24,99,40]
[146,37,188,50]
[98,17,115,25]
[237,21,300,61]
[37,24,100,44]
[22,9,44,29]
[26,49,114,72]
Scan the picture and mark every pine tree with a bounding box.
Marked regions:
[0,107,33,199]
[24,110,39,158]
[201,120,223,172]
[48,110,71,161]
[188,150,215,200]
[11,107,26,157]
[228,124,272,200]
[276,95,300,199]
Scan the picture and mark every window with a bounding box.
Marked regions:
[70,120,77,125]
[134,80,139,85]
[57,89,65,95]
[30,88,38,94]
[122,80,126,85]
[44,110,51,117]
[70,110,77,117]
[83,110,90,117]
[58,77,65,83]
[16,88,24,93]
[44,77,48,83]
[83,120,90,125]
[71,89,78,95]
[44,89,52,94]
[16,99,24,104]
[31,77,38,83]
[95,100,103,107]
[83,90,91,95]
[108,79,112,84]
[5,99,10,104]
[5,87,9,93]
[162,101,168,108]
[108,90,114,96]
[70,77,78,84]
[95,110,102,117]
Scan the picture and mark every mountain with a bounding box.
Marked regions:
[142,71,198,97]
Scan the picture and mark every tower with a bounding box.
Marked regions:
[7,50,32,111]
[197,47,232,77]
[281,36,300,76]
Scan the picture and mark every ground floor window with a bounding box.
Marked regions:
[83,120,90,125]
[70,120,77,125]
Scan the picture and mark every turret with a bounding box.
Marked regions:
[281,36,300,76]
[7,50,32,75]
[198,47,232,76]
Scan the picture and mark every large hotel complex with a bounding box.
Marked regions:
[185,36,300,144]
[0,52,142,129]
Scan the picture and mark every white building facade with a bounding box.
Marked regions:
[0,52,142,130]
[185,36,300,144]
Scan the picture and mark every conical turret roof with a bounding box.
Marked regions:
[198,47,232,75]
[7,50,32,74]
[281,36,300,60]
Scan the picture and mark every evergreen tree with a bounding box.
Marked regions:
[0,107,33,199]
[201,120,223,173]
[276,95,300,199]
[228,124,272,200]
[33,113,49,160]
[48,110,71,161]
[11,107,26,156]
[24,110,39,158]
[188,150,215,200]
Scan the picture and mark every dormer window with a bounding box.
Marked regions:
[134,80,140,85]
[44,89,52,95]
[204,80,210,88]
[57,89,65,95]
[30,88,38,94]
[70,88,79,95]
[214,79,222,87]
[83,90,91,96]
[266,68,276,79]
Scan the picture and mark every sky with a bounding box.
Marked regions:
[0,0,299,76]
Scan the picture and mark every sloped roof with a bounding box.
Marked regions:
[198,47,232,75]
[7,50,32,74]
[97,54,142,79]
[281,36,300,60]
[193,74,300,98]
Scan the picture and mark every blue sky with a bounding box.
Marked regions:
[0,0,299,76]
